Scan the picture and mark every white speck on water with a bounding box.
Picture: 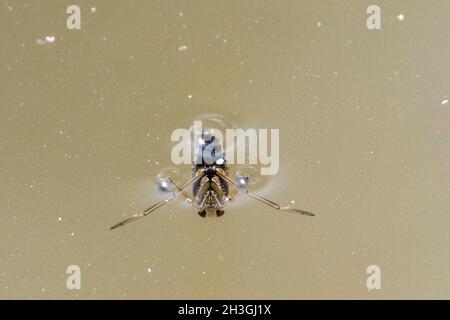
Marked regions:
[178,45,188,51]
[160,180,169,189]
[441,99,449,105]
[316,22,322,27]
[147,268,152,273]
[58,217,63,222]
[90,7,97,13]
[202,271,206,275]
[291,200,296,204]
[397,14,405,21]
[36,36,55,45]
[187,94,193,99]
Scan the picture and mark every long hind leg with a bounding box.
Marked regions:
[110,170,206,230]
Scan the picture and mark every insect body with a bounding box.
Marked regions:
[192,132,230,218]
[110,131,314,230]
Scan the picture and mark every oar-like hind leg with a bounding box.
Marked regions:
[216,171,314,216]
[110,170,205,230]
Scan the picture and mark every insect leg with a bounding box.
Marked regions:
[211,191,224,209]
[110,170,205,230]
[216,171,314,216]
[167,177,210,212]
[224,188,237,204]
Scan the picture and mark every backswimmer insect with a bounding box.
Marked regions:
[110,129,314,230]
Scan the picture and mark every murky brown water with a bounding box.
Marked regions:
[1,0,449,299]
